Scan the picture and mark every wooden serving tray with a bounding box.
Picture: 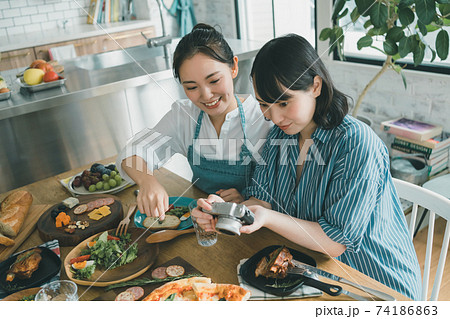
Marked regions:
[94,256,203,301]
[64,228,158,287]
[1,287,41,301]
[0,205,50,262]
[36,194,123,246]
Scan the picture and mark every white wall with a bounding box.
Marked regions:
[0,0,90,37]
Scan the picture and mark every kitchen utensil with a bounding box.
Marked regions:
[37,194,123,246]
[115,204,137,236]
[240,245,342,297]
[0,247,61,295]
[64,227,158,287]
[145,228,195,244]
[287,268,372,301]
[391,153,429,185]
[16,76,66,93]
[290,259,396,301]
[0,90,11,101]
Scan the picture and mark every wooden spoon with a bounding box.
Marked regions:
[145,228,195,244]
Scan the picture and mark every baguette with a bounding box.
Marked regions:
[0,190,33,237]
[143,215,180,230]
[0,233,15,246]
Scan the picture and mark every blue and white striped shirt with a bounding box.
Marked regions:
[246,115,422,300]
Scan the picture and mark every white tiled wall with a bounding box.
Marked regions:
[0,0,90,37]
[327,61,450,144]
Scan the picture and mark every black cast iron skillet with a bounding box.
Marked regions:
[0,246,61,298]
[240,245,342,297]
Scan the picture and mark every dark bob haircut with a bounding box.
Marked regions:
[250,34,349,129]
[172,23,234,81]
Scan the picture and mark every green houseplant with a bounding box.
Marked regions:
[319,0,450,117]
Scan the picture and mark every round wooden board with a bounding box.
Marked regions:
[64,227,158,287]
[1,287,41,301]
[36,194,123,246]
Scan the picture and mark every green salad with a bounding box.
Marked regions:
[70,231,138,280]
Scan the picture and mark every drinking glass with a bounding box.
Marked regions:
[189,201,217,247]
[35,280,78,301]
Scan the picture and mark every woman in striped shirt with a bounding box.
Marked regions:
[194,34,422,300]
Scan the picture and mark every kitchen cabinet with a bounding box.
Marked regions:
[34,26,155,61]
[0,26,155,71]
[0,48,36,71]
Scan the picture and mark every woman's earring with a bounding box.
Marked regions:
[264,117,271,121]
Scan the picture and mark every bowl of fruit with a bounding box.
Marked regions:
[68,163,132,195]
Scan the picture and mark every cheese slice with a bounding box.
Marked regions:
[89,213,103,221]
[98,206,111,216]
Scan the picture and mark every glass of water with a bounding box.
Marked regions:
[35,280,78,301]
[189,201,217,247]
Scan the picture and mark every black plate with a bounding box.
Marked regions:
[240,245,342,297]
[0,246,61,296]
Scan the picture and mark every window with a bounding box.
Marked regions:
[236,0,316,47]
[337,2,450,74]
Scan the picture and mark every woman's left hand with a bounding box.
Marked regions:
[216,188,244,203]
[239,205,270,234]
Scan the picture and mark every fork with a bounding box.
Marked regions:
[115,204,137,236]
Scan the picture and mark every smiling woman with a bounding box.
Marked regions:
[116,23,272,219]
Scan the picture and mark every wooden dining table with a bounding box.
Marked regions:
[1,156,410,301]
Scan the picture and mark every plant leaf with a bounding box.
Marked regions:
[332,0,347,20]
[386,26,405,42]
[384,39,399,55]
[439,4,450,17]
[399,36,412,57]
[400,70,408,89]
[436,29,449,59]
[350,7,361,23]
[357,35,373,50]
[370,2,388,28]
[417,19,428,36]
[413,42,425,66]
[363,19,372,29]
[319,28,332,41]
[430,48,437,62]
[356,0,374,17]
[337,8,349,20]
[415,0,437,25]
[400,0,415,6]
[426,24,441,32]
[398,6,415,26]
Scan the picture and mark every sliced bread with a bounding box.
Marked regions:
[143,215,180,230]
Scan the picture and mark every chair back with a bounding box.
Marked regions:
[393,178,450,301]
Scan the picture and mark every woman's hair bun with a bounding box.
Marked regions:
[192,23,216,32]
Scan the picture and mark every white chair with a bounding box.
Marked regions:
[393,178,450,301]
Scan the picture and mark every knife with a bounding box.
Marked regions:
[288,267,371,301]
[290,260,396,301]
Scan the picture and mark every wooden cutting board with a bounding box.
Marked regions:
[0,204,50,263]
[93,256,203,301]
[36,194,123,247]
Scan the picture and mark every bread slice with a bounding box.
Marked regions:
[143,215,180,230]
[0,190,33,237]
[0,233,15,246]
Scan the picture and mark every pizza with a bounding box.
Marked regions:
[192,283,251,301]
[142,277,251,301]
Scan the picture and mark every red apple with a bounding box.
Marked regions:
[43,71,60,82]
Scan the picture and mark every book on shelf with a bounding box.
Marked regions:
[381,117,443,141]
[87,0,98,24]
[429,160,449,177]
[394,131,450,151]
[391,140,450,160]
[391,148,449,166]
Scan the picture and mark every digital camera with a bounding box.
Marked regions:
[203,202,255,236]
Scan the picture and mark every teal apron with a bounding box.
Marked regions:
[187,95,255,194]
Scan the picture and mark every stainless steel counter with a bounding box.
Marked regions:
[0,38,263,193]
